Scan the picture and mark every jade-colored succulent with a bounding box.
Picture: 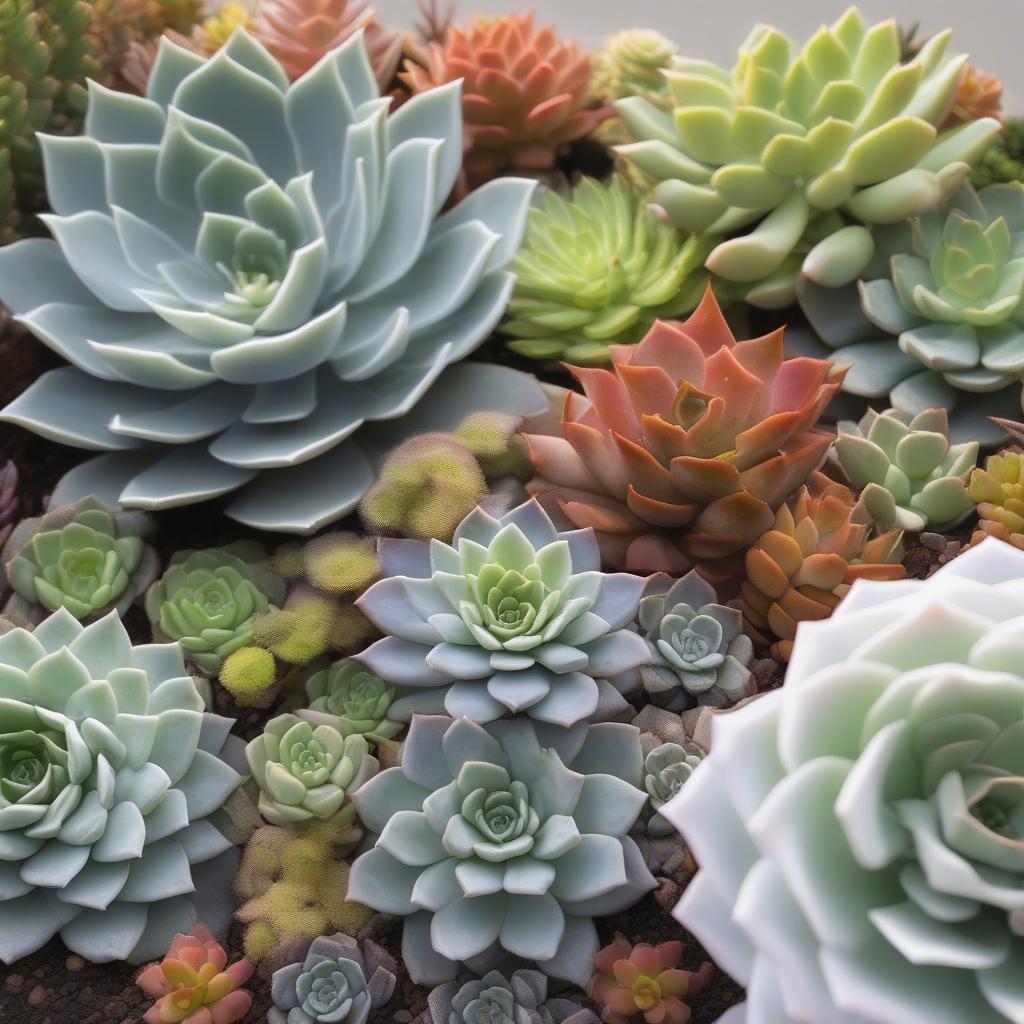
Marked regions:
[0,30,538,533]
[1,495,158,623]
[0,608,244,964]
[246,713,378,827]
[615,7,1000,307]
[432,968,599,1024]
[591,30,677,110]
[971,117,1024,188]
[145,543,286,676]
[348,716,656,985]
[836,407,978,532]
[299,659,402,743]
[503,177,709,366]
[356,500,648,728]
[796,182,1024,444]
[644,742,703,838]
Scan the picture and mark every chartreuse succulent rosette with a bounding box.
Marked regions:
[615,7,1001,307]
[347,715,655,985]
[355,500,648,728]
[796,183,1024,444]
[299,660,402,743]
[666,537,1024,1024]
[0,30,538,533]
[0,608,244,965]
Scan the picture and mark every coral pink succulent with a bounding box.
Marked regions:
[524,286,843,579]
[136,924,253,1024]
[588,934,713,1024]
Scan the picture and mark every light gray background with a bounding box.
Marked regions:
[385,0,1023,110]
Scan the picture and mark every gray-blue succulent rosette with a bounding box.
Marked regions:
[0,30,542,533]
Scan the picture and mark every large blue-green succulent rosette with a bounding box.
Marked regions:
[0,30,539,532]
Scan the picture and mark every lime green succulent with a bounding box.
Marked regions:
[592,29,677,109]
[615,7,1001,308]
[299,660,402,743]
[1,495,157,623]
[504,177,709,364]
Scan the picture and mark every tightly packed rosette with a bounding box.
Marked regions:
[525,287,842,575]
[354,500,648,728]
[299,659,402,742]
[666,537,1024,1023]
[347,715,656,985]
[0,30,538,532]
[428,968,599,1024]
[0,609,243,964]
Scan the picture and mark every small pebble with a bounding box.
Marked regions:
[65,954,86,972]
[920,532,945,551]
[5,973,23,991]
[395,1012,414,1022]
[27,983,46,1006]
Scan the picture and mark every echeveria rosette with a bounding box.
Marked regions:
[666,537,1024,1024]
[0,30,537,533]
[355,500,649,729]
[644,742,703,838]
[245,713,378,827]
[145,543,286,676]
[634,571,753,710]
[795,183,1024,445]
[430,968,599,1024]
[0,608,243,965]
[1,495,158,624]
[299,659,402,743]
[615,7,1001,308]
[347,715,656,986]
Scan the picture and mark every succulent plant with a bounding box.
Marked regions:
[795,182,1024,445]
[1,495,158,624]
[269,932,397,1024]
[633,571,753,710]
[969,447,1024,549]
[643,742,704,839]
[356,500,648,727]
[136,923,253,1024]
[525,286,842,576]
[971,117,1024,189]
[0,31,538,533]
[452,412,532,481]
[944,65,1003,128]
[835,407,978,532]
[615,7,1000,307]
[503,177,709,366]
[429,968,600,1024]
[736,475,906,660]
[591,30,677,110]
[145,543,286,676]
[587,935,712,1024]
[0,607,243,964]
[250,0,403,89]
[400,13,608,189]
[348,715,656,985]
[666,536,1024,1023]
[299,659,402,742]
[192,2,249,54]
[246,713,378,827]
[0,461,21,549]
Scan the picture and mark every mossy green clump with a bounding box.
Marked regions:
[452,412,531,480]
[220,646,279,706]
[970,118,1024,188]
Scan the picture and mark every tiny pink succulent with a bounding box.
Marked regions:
[136,924,254,1024]
[587,934,713,1024]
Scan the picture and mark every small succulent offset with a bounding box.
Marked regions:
[525,287,841,576]
[1,495,158,623]
[0,30,536,533]
[587,935,712,1024]
[635,572,753,710]
[591,30,677,110]
[356,500,648,728]
[615,7,1000,307]
[971,117,1024,189]
[145,543,286,676]
[348,716,656,985]
[668,538,1024,1023]
[430,968,599,1024]
[969,447,1024,549]
[644,743,704,837]
[503,176,709,366]
[0,608,243,964]
[299,659,402,742]
[136,923,253,1024]
[836,407,978,532]
[269,932,397,1024]
[246,713,378,827]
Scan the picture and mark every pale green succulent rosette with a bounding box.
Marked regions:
[615,7,1000,308]
[145,542,286,675]
[503,177,709,365]
[246,713,378,827]
[299,660,402,743]
[0,608,244,965]
[836,407,979,532]
[591,29,678,109]
[348,716,656,986]
[0,30,539,533]
[644,741,703,838]
[795,183,1024,444]
[1,496,158,624]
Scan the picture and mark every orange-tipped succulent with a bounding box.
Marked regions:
[136,924,253,1024]
[736,474,906,660]
[943,65,1004,128]
[250,0,404,88]
[525,287,843,578]
[588,934,713,1024]
[400,12,608,188]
